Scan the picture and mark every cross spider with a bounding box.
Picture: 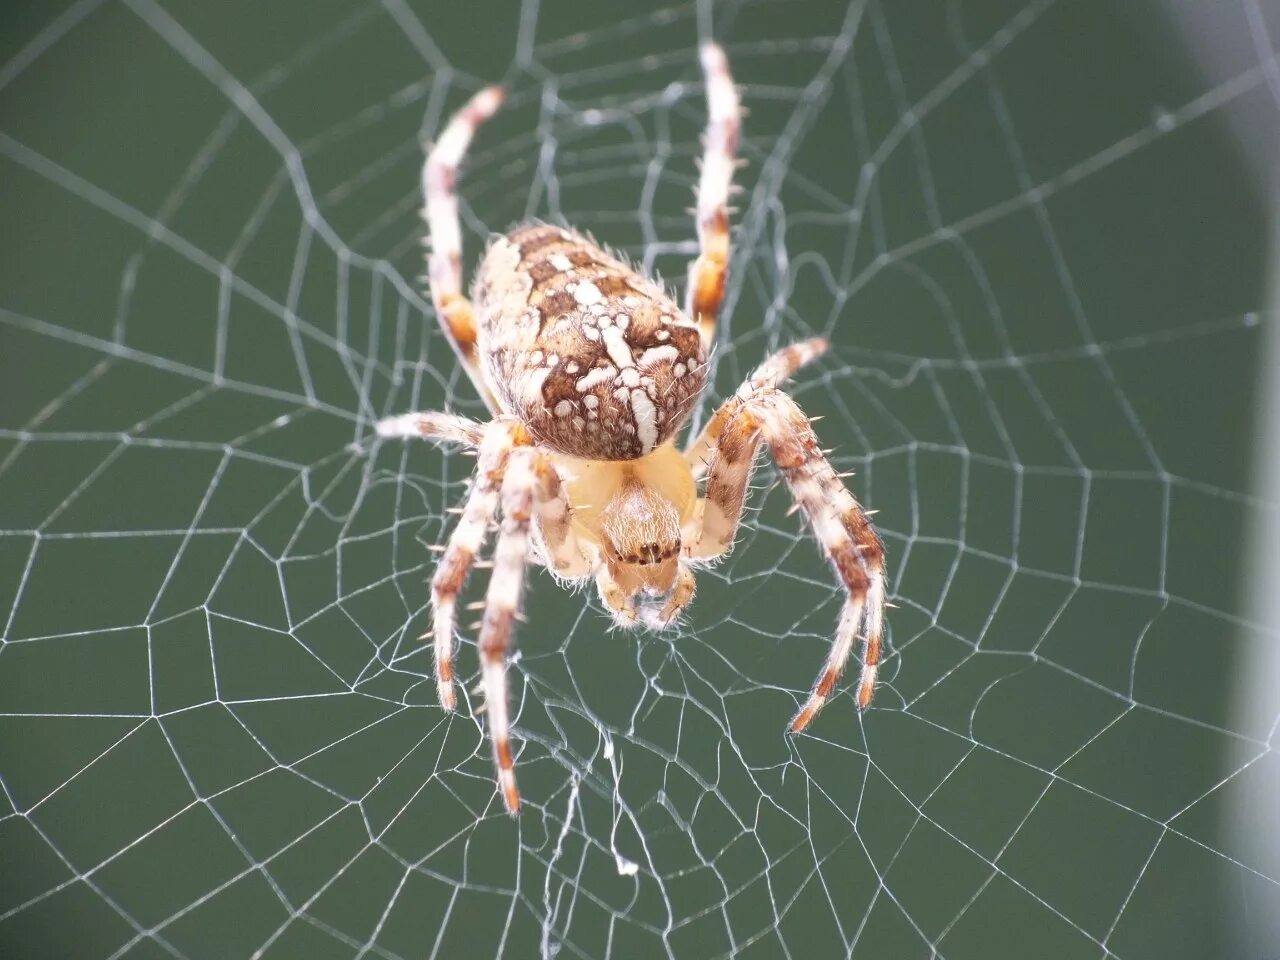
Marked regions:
[377,44,887,814]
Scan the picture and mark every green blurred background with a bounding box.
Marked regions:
[2,0,1277,957]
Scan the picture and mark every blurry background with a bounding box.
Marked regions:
[1,0,1278,957]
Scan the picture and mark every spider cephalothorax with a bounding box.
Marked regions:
[378,44,887,815]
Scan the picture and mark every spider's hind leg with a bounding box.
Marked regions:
[423,84,505,412]
[686,42,741,353]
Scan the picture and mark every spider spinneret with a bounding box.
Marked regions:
[377,43,887,815]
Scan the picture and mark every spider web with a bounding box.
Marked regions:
[2,0,1279,957]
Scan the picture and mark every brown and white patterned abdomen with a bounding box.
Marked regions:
[473,224,707,461]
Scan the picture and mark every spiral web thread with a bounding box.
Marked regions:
[1,0,1278,957]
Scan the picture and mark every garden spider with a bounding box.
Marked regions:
[377,44,887,814]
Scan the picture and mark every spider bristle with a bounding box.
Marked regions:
[473,560,494,569]
[465,601,486,610]
[428,544,447,552]
[863,509,879,516]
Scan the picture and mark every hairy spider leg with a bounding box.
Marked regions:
[686,42,741,353]
[684,337,829,477]
[378,413,599,813]
[378,41,891,809]
[687,342,887,726]
[478,445,539,814]
[423,84,506,412]
[424,419,514,710]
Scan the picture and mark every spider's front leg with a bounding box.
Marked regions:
[378,413,511,711]
[687,345,887,729]
[478,445,539,815]
[531,455,595,579]
[379,414,593,813]
[685,338,830,478]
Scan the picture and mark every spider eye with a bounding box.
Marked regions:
[601,481,681,566]
[634,541,677,565]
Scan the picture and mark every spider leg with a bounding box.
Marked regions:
[425,421,517,710]
[374,408,497,708]
[684,338,828,477]
[531,454,596,579]
[424,84,505,412]
[478,445,538,815]
[376,411,485,447]
[686,42,740,352]
[688,376,886,728]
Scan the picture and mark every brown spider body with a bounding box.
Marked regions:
[377,44,888,815]
[474,223,707,461]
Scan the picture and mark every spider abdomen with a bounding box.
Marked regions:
[473,223,707,460]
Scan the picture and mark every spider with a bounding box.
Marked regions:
[377,44,887,815]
